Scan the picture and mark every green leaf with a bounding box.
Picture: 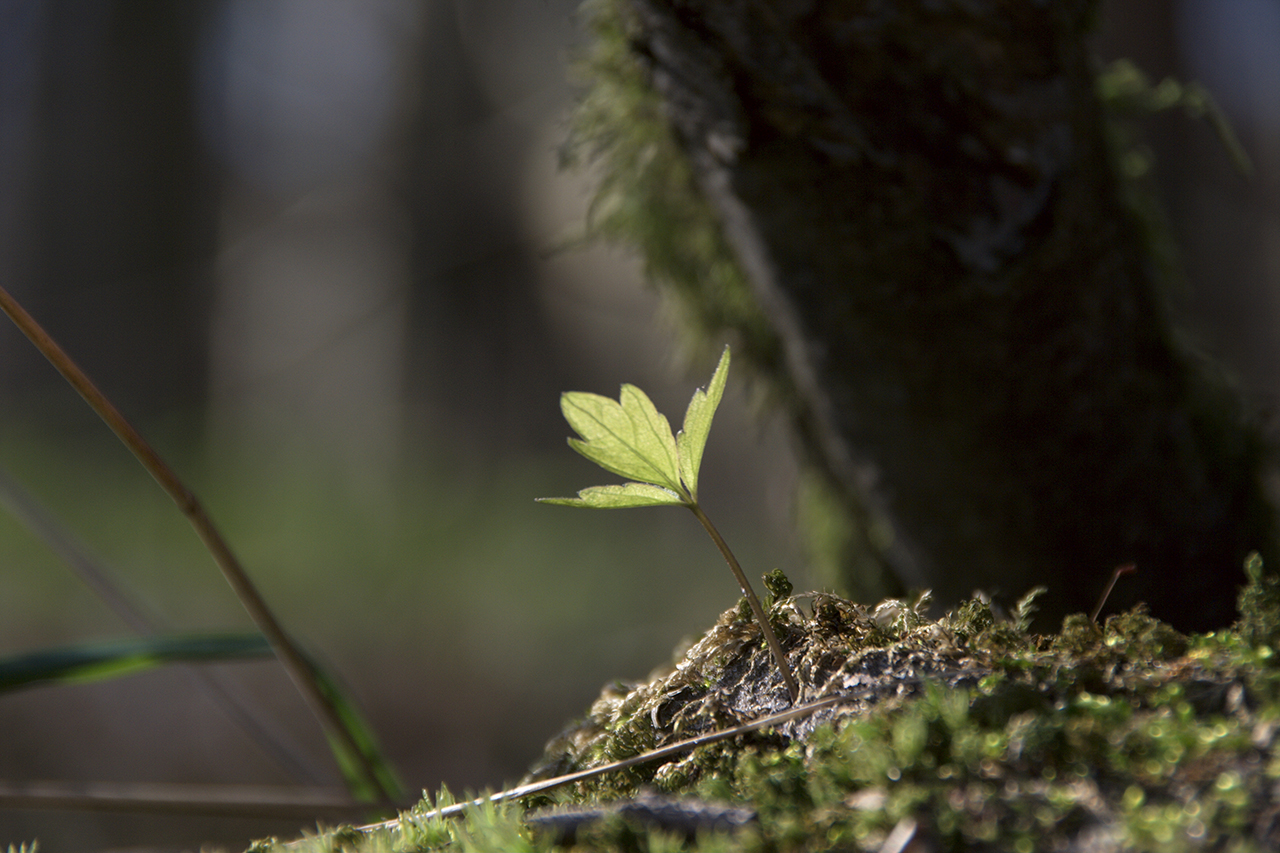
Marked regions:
[0,633,273,693]
[677,345,729,501]
[544,346,734,508]
[538,482,687,509]
[560,384,683,494]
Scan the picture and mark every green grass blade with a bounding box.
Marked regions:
[677,345,730,500]
[0,634,273,692]
[303,655,406,804]
[0,636,404,805]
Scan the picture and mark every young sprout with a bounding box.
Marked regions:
[539,346,799,703]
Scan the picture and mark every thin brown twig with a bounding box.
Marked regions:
[348,669,985,843]
[0,283,397,805]
[1091,563,1137,623]
[0,670,984,830]
[355,692,858,838]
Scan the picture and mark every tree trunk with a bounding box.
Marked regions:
[605,0,1276,631]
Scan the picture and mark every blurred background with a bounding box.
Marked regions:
[0,1,1276,849]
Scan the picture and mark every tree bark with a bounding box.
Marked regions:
[616,0,1276,631]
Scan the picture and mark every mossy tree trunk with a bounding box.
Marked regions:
[605,0,1275,631]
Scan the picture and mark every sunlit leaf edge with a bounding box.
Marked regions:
[676,345,730,500]
[537,482,687,509]
[560,388,682,492]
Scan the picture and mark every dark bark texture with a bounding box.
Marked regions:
[621,0,1276,631]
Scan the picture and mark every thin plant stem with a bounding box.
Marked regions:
[1091,562,1137,623]
[355,692,855,835]
[0,283,398,806]
[687,502,799,703]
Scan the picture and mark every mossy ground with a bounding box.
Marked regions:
[250,555,1280,852]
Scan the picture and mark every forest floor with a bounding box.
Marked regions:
[252,554,1280,853]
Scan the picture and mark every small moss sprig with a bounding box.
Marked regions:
[539,346,799,703]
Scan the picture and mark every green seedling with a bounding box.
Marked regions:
[539,346,799,703]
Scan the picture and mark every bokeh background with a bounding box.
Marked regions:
[0,1,1276,849]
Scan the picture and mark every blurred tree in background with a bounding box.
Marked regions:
[0,2,216,419]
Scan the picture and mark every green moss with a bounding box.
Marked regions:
[563,0,775,374]
[259,559,1280,851]
[1236,552,1280,648]
[761,569,793,606]
[539,571,1273,850]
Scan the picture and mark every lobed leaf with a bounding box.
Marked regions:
[538,483,687,509]
[676,345,729,500]
[545,346,734,509]
[560,385,683,494]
